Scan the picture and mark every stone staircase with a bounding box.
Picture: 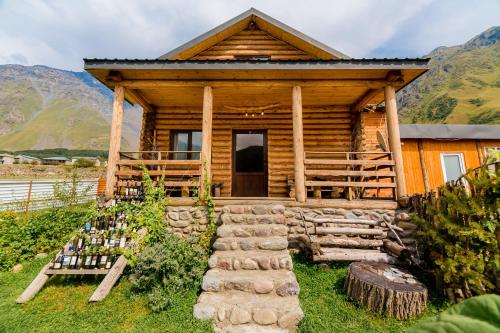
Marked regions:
[194,204,303,333]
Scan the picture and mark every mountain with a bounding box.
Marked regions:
[398,26,500,124]
[0,65,141,150]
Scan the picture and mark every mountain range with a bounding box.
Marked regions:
[0,65,141,150]
[0,26,498,150]
[398,26,500,124]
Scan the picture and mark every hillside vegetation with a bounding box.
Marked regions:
[399,26,500,124]
[0,65,141,150]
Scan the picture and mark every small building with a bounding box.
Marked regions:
[14,154,41,165]
[71,157,101,167]
[0,153,15,165]
[400,124,500,194]
[42,156,70,165]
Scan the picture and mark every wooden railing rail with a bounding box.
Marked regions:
[304,151,396,200]
[114,150,202,197]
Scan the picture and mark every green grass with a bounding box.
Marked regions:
[0,254,448,333]
[293,254,448,333]
[0,258,212,333]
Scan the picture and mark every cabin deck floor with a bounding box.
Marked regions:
[168,197,397,209]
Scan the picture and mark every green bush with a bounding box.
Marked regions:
[73,158,95,168]
[424,94,458,121]
[413,161,499,300]
[130,231,208,312]
[408,294,500,333]
[0,205,94,271]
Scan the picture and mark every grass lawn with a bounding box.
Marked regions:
[293,254,448,333]
[0,254,447,333]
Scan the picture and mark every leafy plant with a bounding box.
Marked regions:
[197,163,217,251]
[407,294,500,333]
[0,205,93,271]
[413,160,499,301]
[52,170,94,206]
[130,231,208,312]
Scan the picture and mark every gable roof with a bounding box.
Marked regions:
[400,124,500,140]
[159,8,350,61]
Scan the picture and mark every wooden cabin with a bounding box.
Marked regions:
[400,124,500,194]
[84,8,429,204]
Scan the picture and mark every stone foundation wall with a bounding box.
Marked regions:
[165,206,219,239]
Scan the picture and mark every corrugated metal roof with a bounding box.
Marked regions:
[400,124,500,140]
[84,58,429,70]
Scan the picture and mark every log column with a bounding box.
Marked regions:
[292,86,306,202]
[200,86,213,199]
[105,85,125,199]
[384,85,407,199]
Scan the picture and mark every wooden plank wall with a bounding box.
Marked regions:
[401,139,500,194]
[152,106,352,197]
[191,28,318,60]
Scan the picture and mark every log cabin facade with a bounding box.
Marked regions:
[84,8,429,204]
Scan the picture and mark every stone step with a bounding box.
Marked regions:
[208,250,293,271]
[214,324,288,333]
[193,291,303,330]
[202,269,299,296]
[214,236,288,252]
[220,213,285,226]
[217,224,288,238]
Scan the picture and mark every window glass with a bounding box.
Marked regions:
[191,131,202,160]
[235,133,264,172]
[172,132,188,160]
[442,154,464,182]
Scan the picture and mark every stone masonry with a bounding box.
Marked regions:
[194,204,303,333]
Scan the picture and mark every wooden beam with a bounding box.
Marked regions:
[475,139,484,165]
[106,70,122,82]
[105,85,125,199]
[123,87,155,113]
[292,86,306,202]
[350,88,383,112]
[16,263,51,304]
[119,79,401,89]
[305,181,396,188]
[384,85,407,199]
[200,86,213,198]
[417,139,430,193]
[89,255,127,302]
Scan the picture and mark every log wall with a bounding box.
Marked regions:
[151,106,352,197]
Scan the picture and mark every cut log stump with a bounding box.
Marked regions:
[344,262,427,320]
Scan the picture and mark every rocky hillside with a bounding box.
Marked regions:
[0,65,141,150]
[398,26,500,124]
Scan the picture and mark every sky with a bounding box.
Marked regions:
[0,0,498,71]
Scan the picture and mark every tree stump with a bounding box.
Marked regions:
[344,262,427,320]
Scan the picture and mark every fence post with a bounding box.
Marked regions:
[26,180,33,212]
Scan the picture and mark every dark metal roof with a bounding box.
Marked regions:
[158,8,350,60]
[400,124,500,140]
[84,58,430,70]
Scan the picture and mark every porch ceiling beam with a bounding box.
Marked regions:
[118,79,403,89]
[123,87,156,113]
[350,88,383,112]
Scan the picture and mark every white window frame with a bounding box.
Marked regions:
[440,153,466,183]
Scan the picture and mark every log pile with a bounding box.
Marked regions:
[345,262,427,320]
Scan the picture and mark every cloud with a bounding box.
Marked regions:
[0,0,497,71]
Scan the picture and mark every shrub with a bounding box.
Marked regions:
[130,231,208,312]
[413,161,499,302]
[424,94,458,121]
[73,158,95,168]
[0,205,94,271]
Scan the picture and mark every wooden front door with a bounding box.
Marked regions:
[232,130,268,197]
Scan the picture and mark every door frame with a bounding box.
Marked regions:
[231,129,268,197]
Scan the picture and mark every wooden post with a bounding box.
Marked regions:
[475,139,484,165]
[417,139,430,193]
[105,85,125,199]
[25,180,33,212]
[89,255,127,302]
[200,86,213,199]
[292,86,306,202]
[384,85,407,199]
[16,263,52,303]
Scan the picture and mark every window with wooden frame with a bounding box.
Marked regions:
[440,153,466,183]
[169,130,201,160]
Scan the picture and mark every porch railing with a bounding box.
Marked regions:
[304,151,396,200]
[115,151,202,197]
